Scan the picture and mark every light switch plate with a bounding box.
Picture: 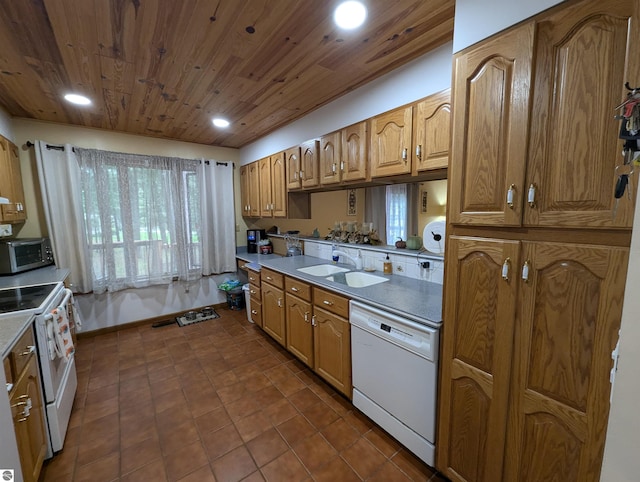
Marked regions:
[0,224,12,237]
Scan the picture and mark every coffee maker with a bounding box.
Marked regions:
[247,229,267,253]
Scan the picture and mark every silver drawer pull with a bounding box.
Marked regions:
[291,286,299,292]
[323,300,334,306]
[251,309,258,315]
[6,383,13,393]
[20,345,36,356]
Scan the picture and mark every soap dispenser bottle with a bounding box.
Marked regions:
[383,254,392,274]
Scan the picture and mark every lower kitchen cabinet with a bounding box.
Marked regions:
[6,327,47,482]
[285,277,313,366]
[312,306,351,398]
[438,236,629,481]
[261,281,285,347]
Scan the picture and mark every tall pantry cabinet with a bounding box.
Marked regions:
[437,1,640,481]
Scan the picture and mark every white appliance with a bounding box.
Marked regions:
[350,300,439,466]
[0,282,77,458]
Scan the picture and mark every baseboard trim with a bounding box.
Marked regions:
[76,302,229,339]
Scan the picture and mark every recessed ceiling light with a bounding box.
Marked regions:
[333,1,367,30]
[212,118,230,128]
[64,93,92,105]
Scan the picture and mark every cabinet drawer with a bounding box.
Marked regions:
[261,268,284,289]
[313,287,349,318]
[247,269,261,285]
[250,299,262,327]
[248,283,261,302]
[10,326,36,381]
[285,277,311,301]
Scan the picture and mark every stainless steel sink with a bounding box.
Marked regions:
[325,271,389,288]
[297,264,350,276]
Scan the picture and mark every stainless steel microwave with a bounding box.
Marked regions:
[0,237,54,274]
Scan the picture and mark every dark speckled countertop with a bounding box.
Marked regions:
[236,248,442,327]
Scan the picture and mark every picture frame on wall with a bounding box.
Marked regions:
[347,189,357,216]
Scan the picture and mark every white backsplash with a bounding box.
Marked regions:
[302,240,444,285]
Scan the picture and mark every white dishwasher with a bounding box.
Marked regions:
[350,300,439,467]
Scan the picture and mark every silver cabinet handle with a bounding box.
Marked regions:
[323,300,333,306]
[527,183,536,208]
[502,257,511,281]
[20,345,35,356]
[340,161,344,172]
[277,298,282,307]
[522,260,530,283]
[6,383,13,393]
[416,145,422,159]
[266,276,273,281]
[304,312,309,322]
[332,162,337,174]
[506,184,516,209]
[402,148,408,161]
[291,286,299,292]
[251,309,258,315]
[311,314,317,326]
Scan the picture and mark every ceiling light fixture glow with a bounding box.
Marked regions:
[64,93,92,105]
[212,118,230,128]
[333,1,367,30]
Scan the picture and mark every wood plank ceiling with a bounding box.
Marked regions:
[0,0,454,148]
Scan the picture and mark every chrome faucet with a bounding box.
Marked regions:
[332,249,363,270]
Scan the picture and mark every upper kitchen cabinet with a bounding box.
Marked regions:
[370,106,413,178]
[259,153,287,218]
[523,0,639,228]
[412,89,451,174]
[240,161,260,218]
[300,139,320,189]
[319,122,369,186]
[341,121,369,183]
[0,136,27,224]
[448,22,535,227]
[449,0,640,228]
[319,131,342,186]
[285,146,302,190]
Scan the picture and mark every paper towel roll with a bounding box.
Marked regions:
[423,218,446,255]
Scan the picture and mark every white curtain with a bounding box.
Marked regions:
[386,184,408,243]
[200,160,236,274]
[34,141,93,293]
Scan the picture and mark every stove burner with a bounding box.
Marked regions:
[0,283,59,314]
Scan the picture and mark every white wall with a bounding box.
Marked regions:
[453,0,565,52]
[600,194,640,480]
[11,119,243,332]
[0,106,15,141]
[240,42,453,163]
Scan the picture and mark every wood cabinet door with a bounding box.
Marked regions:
[270,152,287,217]
[300,139,319,188]
[285,293,313,367]
[370,106,413,178]
[312,306,351,397]
[319,131,342,186]
[285,146,301,190]
[524,0,639,228]
[341,121,368,182]
[240,164,250,217]
[448,22,534,226]
[261,283,285,346]
[504,241,628,482]
[11,357,47,482]
[437,236,520,482]
[247,161,261,217]
[0,140,26,223]
[413,89,451,173]
[258,157,272,217]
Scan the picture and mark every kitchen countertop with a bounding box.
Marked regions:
[0,266,71,358]
[237,248,442,327]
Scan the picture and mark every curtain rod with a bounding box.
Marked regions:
[25,141,75,152]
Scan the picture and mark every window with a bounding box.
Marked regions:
[386,184,408,243]
[77,149,201,292]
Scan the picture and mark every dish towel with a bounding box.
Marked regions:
[70,293,83,332]
[50,306,75,362]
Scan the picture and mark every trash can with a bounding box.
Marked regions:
[226,287,245,311]
[242,284,254,323]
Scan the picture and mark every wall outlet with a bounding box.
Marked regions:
[0,224,12,237]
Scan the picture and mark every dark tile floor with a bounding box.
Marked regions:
[39,307,448,482]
